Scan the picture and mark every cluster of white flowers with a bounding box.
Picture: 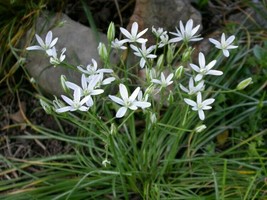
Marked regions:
[27,19,238,121]
[108,19,237,120]
[26,31,66,67]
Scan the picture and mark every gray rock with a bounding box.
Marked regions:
[26,12,108,97]
[128,0,202,45]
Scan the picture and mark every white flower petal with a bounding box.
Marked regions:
[119,84,129,101]
[198,109,205,120]
[206,70,223,76]
[109,95,124,106]
[56,106,72,113]
[129,87,140,102]
[184,98,196,107]
[116,107,127,118]
[35,34,45,47]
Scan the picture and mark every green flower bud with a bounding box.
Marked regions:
[40,99,52,114]
[182,47,194,62]
[60,75,68,93]
[150,112,157,124]
[98,42,108,61]
[175,65,184,79]
[167,91,174,104]
[156,54,164,69]
[107,22,115,42]
[110,123,117,135]
[236,77,253,90]
[167,45,174,64]
[195,124,207,133]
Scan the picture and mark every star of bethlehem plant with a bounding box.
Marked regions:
[27,19,240,166]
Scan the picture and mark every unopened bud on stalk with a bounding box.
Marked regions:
[168,91,174,104]
[40,99,52,114]
[167,45,174,64]
[150,112,157,124]
[195,124,207,133]
[60,75,68,93]
[175,66,184,79]
[156,54,164,69]
[110,123,117,135]
[236,77,253,90]
[98,42,108,61]
[182,47,193,62]
[107,22,115,42]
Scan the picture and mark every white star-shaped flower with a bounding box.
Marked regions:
[109,84,151,118]
[120,22,148,44]
[209,33,238,57]
[77,59,113,76]
[66,74,104,107]
[111,38,127,50]
[151,72,174,88]
[180,77,205,95]
[47,47,66,67]
[152,26,167,38]
[190,52,223,81]
[184,92,215,120]
[158,33,170,48]
[169,19,203,43]
[56,88,91,113]
[130,43,157,68]
[26,31,58,55]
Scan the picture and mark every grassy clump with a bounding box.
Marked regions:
[1,1,267,200]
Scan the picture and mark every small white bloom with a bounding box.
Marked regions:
[158,33,170,48]
[209,33,238,57]
[130,43,157,68]
[77,59,113,75]
[120,22,148,43]
[97,73,116,86]
[169,19,202,43]
[56,88,91,113]
[184,92,215,120]
[151,72,174,88]
[109,84,151,118]
[152,26,167,38]
[190,52,223,81]
[180,77,205,95]
[111,38,127,50]
[66,74,104,107]
[48,47,66,67]
[136,90,150,109]
[26,31,58,55]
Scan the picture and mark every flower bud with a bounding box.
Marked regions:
[98,42,108,61]
[60,75,68,93]
[107,22,115,42]
[182,47,193,62]
[40,99,52,114]
[156,54,164,69]
[236,77,253,90]
[150,112,157,124]
[195,124,207,133]
[30,77,36,84]
[110,123,117,135]
[167,91,174,104]
[175,66,184,79]
[167,45,174,64]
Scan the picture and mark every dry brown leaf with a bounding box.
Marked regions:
[9,101,27,130]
